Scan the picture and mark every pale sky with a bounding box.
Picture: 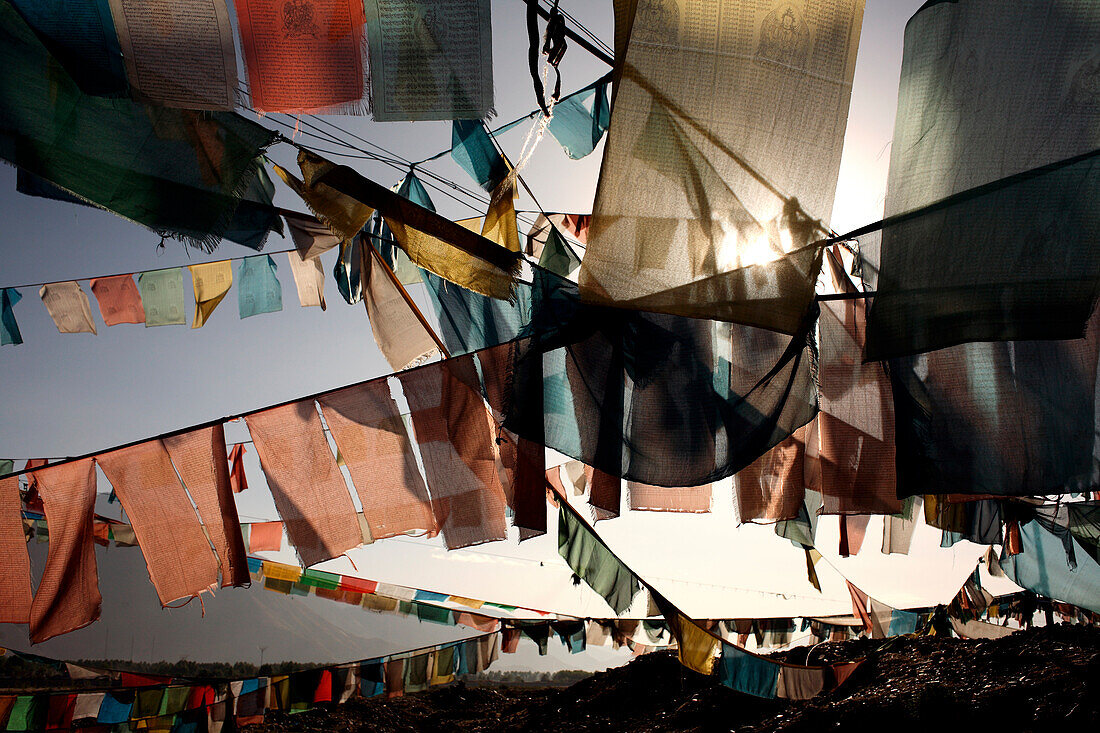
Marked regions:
[0,0,1019,667]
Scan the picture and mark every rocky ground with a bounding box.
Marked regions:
[247,625,1100,732]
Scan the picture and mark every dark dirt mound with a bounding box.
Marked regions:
[247,625,1100,732]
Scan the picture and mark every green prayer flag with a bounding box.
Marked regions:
[547,81,610,160]
[451,120,509,192]
[5,695,42,732]
[1,289,23,345]
[537,226,581,277]
[299,569,340,590]
[0,3,279,251]
[557,504,641,615]
[137,269,186,327]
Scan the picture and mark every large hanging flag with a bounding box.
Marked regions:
[7,0,126,97]
[363,0,493,121]
[96,441,220,605]
[866,0,1100,359]
[0,3,279,250]
[234,0,368,114]
[189,261,233,328]
[316,380,439,540]
[38,282,97,335]
[245,401,363,567]
[28,459,101,644]
[581,0,864,334]
[106,0,238,110]
[90,275,145,326]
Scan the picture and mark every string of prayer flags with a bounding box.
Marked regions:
[234,0,368,114]
[162,425,250,588]
[452,121,510,193]
[96,441,220,605]
[287,251,327,310]
[90,275,145,326]
[0,465,33,623]
[237,255,283,319]
[189,261,233,329]
[7,0,126,97]
[360,245,439,372]
[364,0,493,121]
[245,401,363,567]
[866,0,1100,360]
[317,380,438,539]
[0,3,280,251]
[0,289,22,345]
[581,0,863,333]
[106,0,238,110]
[310,157,523,301]
[38,282,97,335]
[546,80,610,160]
[28,459,101,644]
[397,356,508,550]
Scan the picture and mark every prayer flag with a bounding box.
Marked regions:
[274,151,373,242]
[106,0,238,110]
[0,3,279,250]
[28,459,101,643]
[0,289,22,345]
[245,401,363,567]
[397,356,508,549]
[581,0,863,332]
[248,522,282,553]
[538,226,581,278]
[547,80,610,160]
[90,274,145,326]
[234,0,368,114]
[557,504,640,615]
[285,211,341,260]
[0,467,33,623]
[39,282,97,334]
[481,177,520,253]
[189,260,233,328]
[287,251,327,310]
[866,0,1100,359]
[451,121,509,193]
[334,237,365,305]
[96,440,220,604]
[138,269,187,327]
[163,425,250,588]
[364,0,493,121]
[317,380,438,539]
[237,255,282,319]
[627,481,711,513]
[361,244,439,371]
[717,645,779,699]
[228,444,248,493]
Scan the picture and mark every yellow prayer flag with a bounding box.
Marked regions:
[672,613,719,676]
[274,151,373,241]
[481,177,520,253]
[262,561,302,583]
[189,260,232,328]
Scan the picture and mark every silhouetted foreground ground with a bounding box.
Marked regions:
[247,625,1100,732]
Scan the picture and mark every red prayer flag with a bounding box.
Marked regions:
[90,275,145,326]
[228,444,248,493]
[248,521,283,553]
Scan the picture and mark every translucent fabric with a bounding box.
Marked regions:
[162,425,250,588]
[236,256,282,319]
[188,261,233,329]
[546,80,609,160]
[866,0,1100,359]
[0,288,22,345]
[96,440,220,604]
[360,244,438,371]
[28,459,100,643]
[137,269,187,327]
[557,504,640,615]
[316,381,439,540]
[889,305,1100,498]
[397,356,508,549]
[451,120,509,193]
[0,469,32,623]
[90,275,145,326]
[582,0,864,332]
[0,4,278,250]
[627,481,711,513]
[245,402,363,567]
[735,428,807,523]
[1000,519,1100,615]
[39,282,97,334]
